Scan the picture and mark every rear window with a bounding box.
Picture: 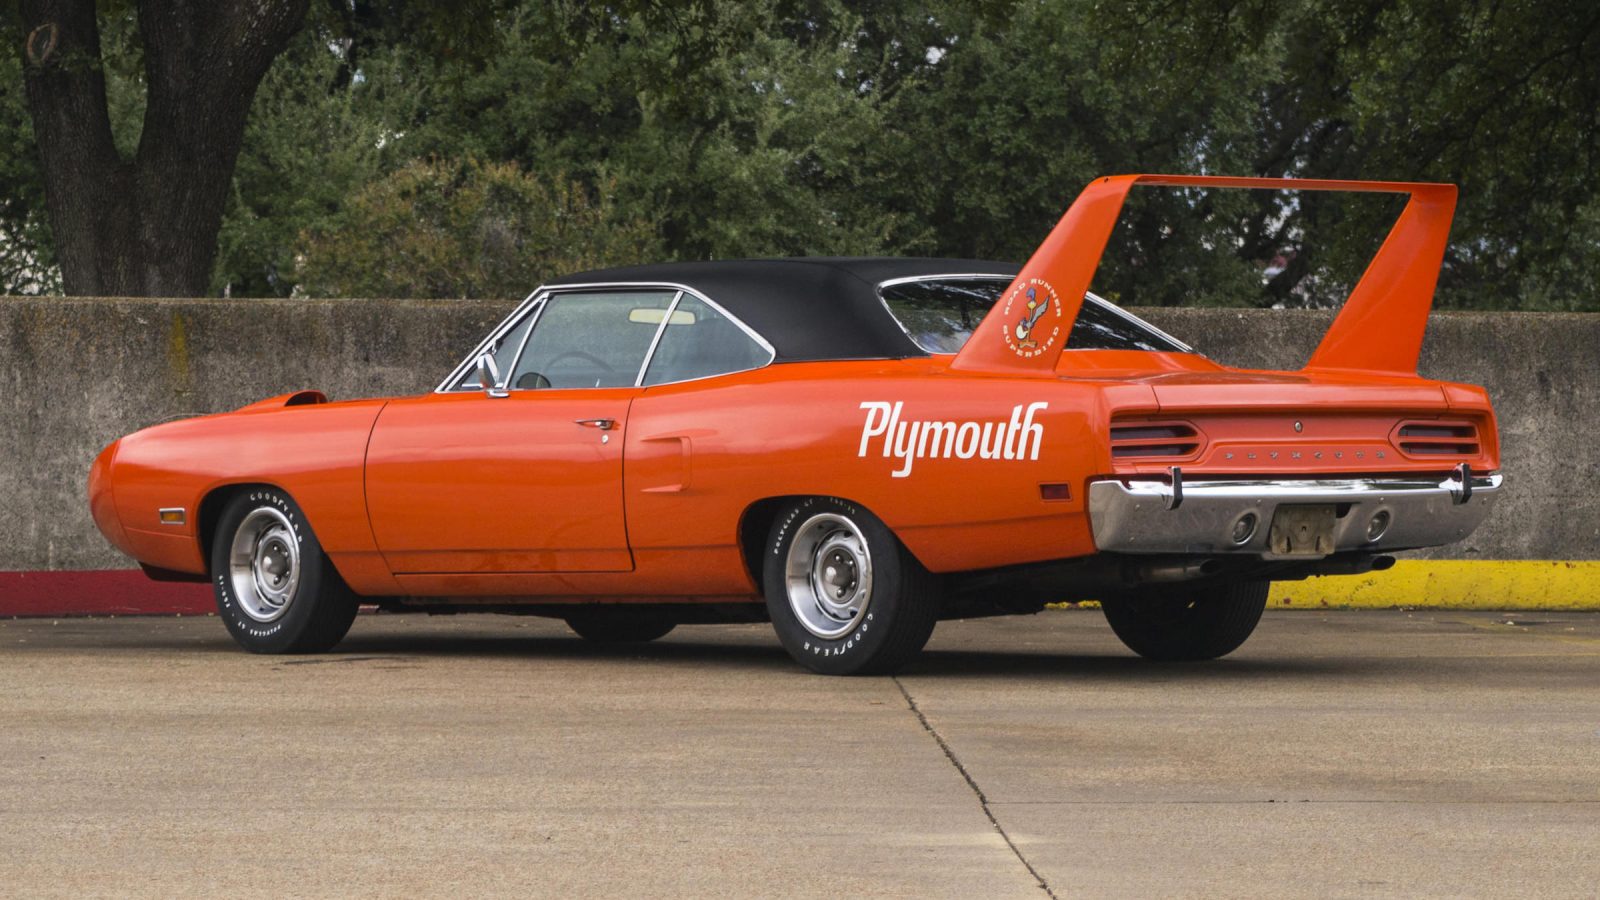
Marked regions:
[880,277,1191,354]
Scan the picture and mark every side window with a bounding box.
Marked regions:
[449,302,538,391]
[879,278,1192,354]
[641,294,773,386]
[879,278,1002,353]
[1066,299,1191,353]
[508,290,677,389]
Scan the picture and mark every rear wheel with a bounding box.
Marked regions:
[762,496,940,675]
[1101,579,1269,661]
[565,612,676,643]
[210,487,358,654]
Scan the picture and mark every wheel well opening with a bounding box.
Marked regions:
[197,483,278,571]
[738,494,908,590]
[737,496,807,590]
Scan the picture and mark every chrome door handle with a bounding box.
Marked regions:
[574,418,617,430]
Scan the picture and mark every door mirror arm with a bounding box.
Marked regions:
[476,353,510,398]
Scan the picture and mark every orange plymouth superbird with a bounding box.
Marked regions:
[88,176,1501,674]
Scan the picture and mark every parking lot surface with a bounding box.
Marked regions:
[2,609,1597,898]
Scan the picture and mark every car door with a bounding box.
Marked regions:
[364,288,680,575]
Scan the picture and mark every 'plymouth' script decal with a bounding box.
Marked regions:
[858,401,1048,478]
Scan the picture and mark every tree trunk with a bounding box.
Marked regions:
[17,0,308,297]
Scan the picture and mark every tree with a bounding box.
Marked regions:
[7,0,1598,308]
[14,0,308,296]
[295,158,661,299]
[210,29,397,297]
[6,0,515,294]
[215,0,935,292]
[872,0,1600,311]
[0,41,54,292]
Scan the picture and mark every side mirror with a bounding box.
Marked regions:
[475,353,509,398]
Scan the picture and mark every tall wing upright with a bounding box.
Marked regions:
[948,174,1457,378]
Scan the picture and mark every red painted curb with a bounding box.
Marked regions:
[0,570,212,617]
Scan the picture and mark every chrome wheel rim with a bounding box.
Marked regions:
[784,512,873,639]
[228,507,300,623]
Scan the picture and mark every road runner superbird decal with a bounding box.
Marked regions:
[1001,278,1063,359]
[858,401,1048,478]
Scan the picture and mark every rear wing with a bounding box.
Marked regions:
[948,174,1457,377]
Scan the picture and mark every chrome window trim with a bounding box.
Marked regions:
[437,280,776,394]
[502,285,677,391]
[874,273,1195,356]
[875,272,1015,290]
[873,273,1006,354]
[434,289,547,393]
[552,281,778,369]
[1086,291,1195,354]
[632,290,685,387]
[635,287,779,388]
[500,293,550,388]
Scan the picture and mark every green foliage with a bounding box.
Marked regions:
[0,45,56,293]
[294,157,661,299]
[211,35,398,296]
[4,0,1598,307]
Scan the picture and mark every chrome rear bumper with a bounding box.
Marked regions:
[1088,473,1502,558]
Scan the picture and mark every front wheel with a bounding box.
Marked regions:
[1101,579,1269,661]
[210,487,359,654]
[762,497,940,675]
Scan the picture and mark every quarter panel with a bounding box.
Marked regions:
[624,361,1106,578]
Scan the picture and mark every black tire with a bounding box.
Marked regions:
[209,487,359,654]
[1100,579,1269,661]
[565,611,676,643]
[762,496,941,675]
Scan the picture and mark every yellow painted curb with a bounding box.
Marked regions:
[1048,561,1600,610]
[1268,560,1600,610]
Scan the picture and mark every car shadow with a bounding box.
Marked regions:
[51,617,1438,682]
[324,627,1351,682]
[334,630,800,672]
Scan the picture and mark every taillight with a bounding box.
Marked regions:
[1392,420,1481,457]
[1110,421,1202,459]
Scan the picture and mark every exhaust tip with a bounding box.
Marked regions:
[1231,512,1259,545]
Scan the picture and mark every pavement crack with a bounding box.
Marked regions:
[894,677,1057,899]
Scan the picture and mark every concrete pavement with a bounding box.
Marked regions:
[1,609,1597,898]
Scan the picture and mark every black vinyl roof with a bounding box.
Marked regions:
[547,257,1021,362]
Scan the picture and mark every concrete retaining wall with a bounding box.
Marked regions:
[3,297,1596,571]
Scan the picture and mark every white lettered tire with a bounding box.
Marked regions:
[210,487,359,654]
[762,496,941,675]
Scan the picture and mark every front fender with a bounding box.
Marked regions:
[88,439,134,558]
[107,399,390,578]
